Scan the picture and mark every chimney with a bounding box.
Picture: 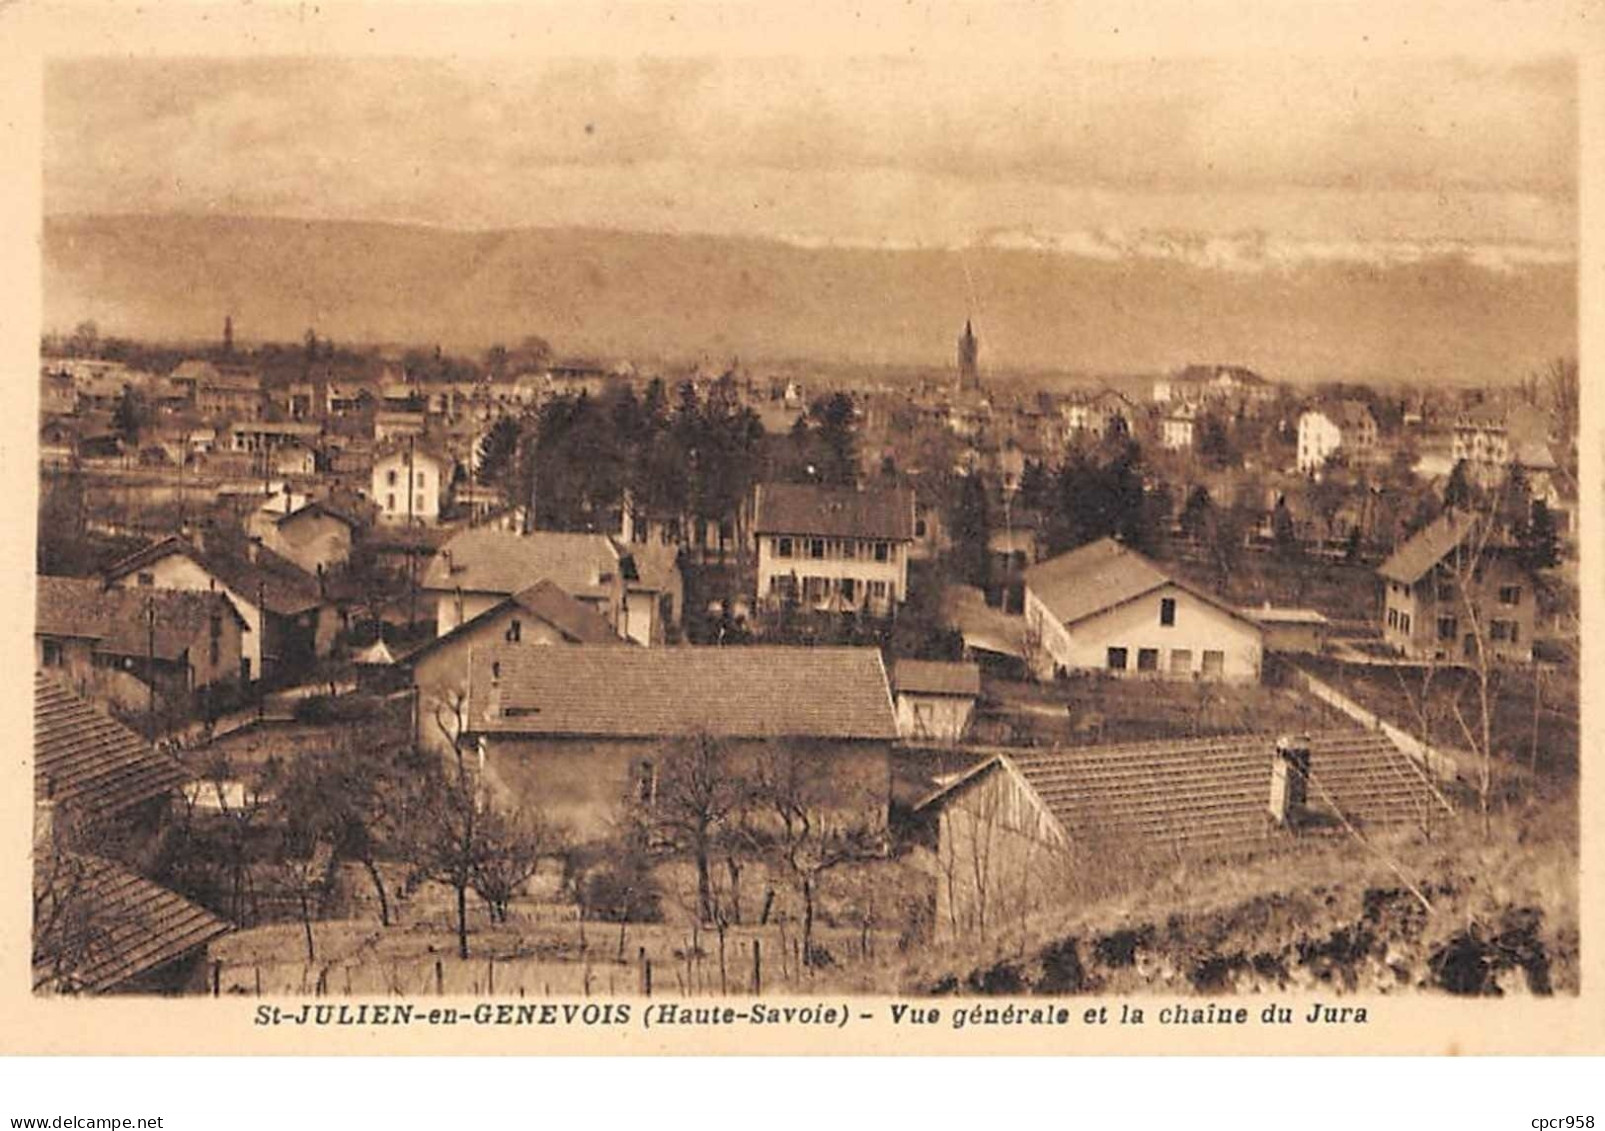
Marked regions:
[247,536,262,564]
[1269,735,1311,828]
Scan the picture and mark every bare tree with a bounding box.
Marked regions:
[748,741,883,968]
[31,804,142,994]
[646,731,745,922]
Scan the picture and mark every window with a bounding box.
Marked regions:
[1106,647,1128,671]
[915,518,927,538]
[1387,608,1399,629]
[1159,597,1176,626]
[1169,648,1192,675]
[874,542,890,562]
[776,537,793,558]
[841,578,857,602]
[842,540,856,560]
[386,493,396,512]
[636,760,656,805]
[1490,620,1519,643]
[869,580,888,599]
[507,618,522,643]
[1137,648,1159,672]
[416,494,425,513]
[416,471,426,488]
[137,571,155,587]
[1201,650,1225,677]
[1437,615,1457,641]
[41,639,63,667]
[386,469,397,486]
[809,539,825,560]
[1498,585,1522,606]
[1399,613,1411,634]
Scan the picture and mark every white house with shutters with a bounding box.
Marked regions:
[371,443,451,525]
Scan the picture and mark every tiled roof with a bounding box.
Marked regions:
[1024,538,1172,627]
[918,730,1450,856]
[893,659,981,698]
[1377,510,1479,584]
[405,579,621,664]
[101,537,324,617]
[420,528,622,597]
[468,645,898,740]
[34,673,192,819]
[753,483,914,541]
[34,853,230,993]
[36,576,246,660]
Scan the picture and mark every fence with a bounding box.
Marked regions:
[207,920,900,999]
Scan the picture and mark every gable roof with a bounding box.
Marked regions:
[34,673,193,819]
[1025,538,1258,631]
[275,500,359,531]
[34,853,231,994]
[405,579,621,664]
[468,645,898,740]
[420,528,623,597]
[753,483,914,541]
[37,576,248,660]
[915,729,1450,856]
[893,659,981,698]
[101,537,325,616]
[1023,538,1172,627]
[1377,510,1481,584]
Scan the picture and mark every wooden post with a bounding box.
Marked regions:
[212,958,221,997]
[752,939,761,995]
[435,958,444,995]
[254,966,262,997]
[487,956,495,996]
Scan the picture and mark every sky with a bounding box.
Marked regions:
[44,54,1577,269]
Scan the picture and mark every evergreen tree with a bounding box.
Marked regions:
[1444,459,1475,510]
[1522,499,1560,571]
[949,473,992,592]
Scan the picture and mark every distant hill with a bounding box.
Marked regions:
[43,213,1575,384]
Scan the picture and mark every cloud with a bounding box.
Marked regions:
[44,55,1577,250]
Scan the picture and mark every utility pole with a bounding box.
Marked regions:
[145,596,157,747]
[407,434,418,628]
[257,578,267,722]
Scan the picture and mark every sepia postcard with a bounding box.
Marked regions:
[0,0,1601,1056]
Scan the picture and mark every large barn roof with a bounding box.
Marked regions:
[34,673,192,819]
[916,730,1450,856]
[468,645,898,740]
[1376,511,1481,585]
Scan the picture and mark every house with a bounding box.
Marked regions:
[1298,401,1378,474]
[406,579,622,756]
[102,536,336,682]
[421,527,682,645]
[1239,604,1330,654]
[195,370,264,420]
[912,730,1448,938]
[244,496,358,575]
[1061,389,1134,442]
[461,645,899,839]
[375,410,429,443]
[371,442,452,526]
[1023,538,1264,682]
[892,660,981,743]
[1160,402,1197,450]
[1376,510,1535,663]
[33,674,230,994]
[752,482,915,615]
[227,420,322,454]
[36,576,247,710]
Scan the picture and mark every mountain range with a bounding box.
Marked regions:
[42,213,1576,384]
